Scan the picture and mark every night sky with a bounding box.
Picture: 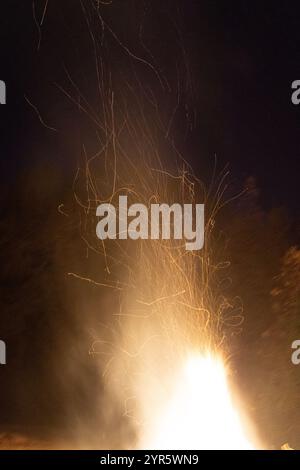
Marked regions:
[0,1,299,215]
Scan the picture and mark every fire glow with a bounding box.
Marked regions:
[73,160,259,451]
[140,354,254,450]
[79,161,259,450]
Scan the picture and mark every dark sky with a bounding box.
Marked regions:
[0,0,299,215]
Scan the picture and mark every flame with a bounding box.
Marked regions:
[141,354,255,450]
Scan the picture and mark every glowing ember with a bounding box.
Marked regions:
[141,354,254,450]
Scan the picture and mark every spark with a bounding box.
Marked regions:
[58,2,259,450]
[24,95,57,132]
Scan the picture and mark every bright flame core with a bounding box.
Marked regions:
[141,354,254,450]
